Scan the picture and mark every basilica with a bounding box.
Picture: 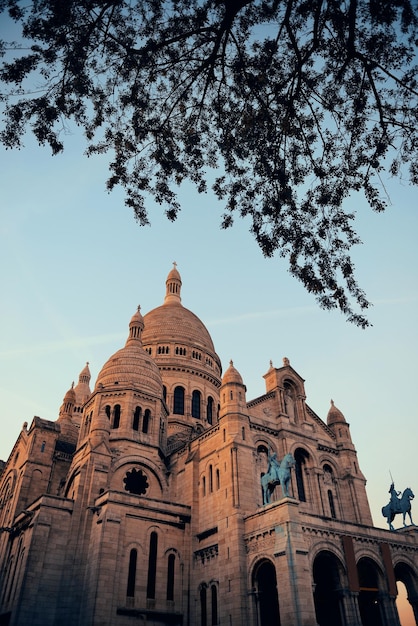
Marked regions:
[0,265,417,626]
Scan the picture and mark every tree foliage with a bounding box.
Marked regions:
[1,0,417,326]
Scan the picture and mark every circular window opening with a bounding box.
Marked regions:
[123,468,149,495]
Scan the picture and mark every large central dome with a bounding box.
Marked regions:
[141,265,222,450]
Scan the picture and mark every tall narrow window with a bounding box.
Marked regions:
[113,404,121,429]
[216,469,220,490]
[166,554,175,601]
[328,490,337,519]
[211,584,218,625]
[209,465,213,493]
[133,407,141,431]
[295,448,310,502]
[206,397,213,424]
[173,387,185,415]
[200,585,207,626]
[127,549,137,597]
[142,409,150,434]
[192,390,201,419]
[105,405,111,419]
[146,532,158,599]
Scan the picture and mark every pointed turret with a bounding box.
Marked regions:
[72,362,92,427]
[57,384,79,444]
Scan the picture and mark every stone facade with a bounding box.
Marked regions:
[0,265,417,626]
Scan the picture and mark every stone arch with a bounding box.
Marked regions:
[357,556,385,626]
[313,550,346,626]
[251,558,281,626]
[394,561,418,626]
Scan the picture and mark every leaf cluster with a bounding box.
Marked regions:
[1,0,418,326]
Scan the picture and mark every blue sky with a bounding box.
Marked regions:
[0,13,417,536]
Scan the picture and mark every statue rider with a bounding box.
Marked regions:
[267,450,281,482]
[389,482,401,513]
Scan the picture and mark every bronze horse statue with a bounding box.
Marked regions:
[382,487,414,531]
[261,453,295,505]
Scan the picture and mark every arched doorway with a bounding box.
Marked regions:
[313,551,344,626]
[357,557,384,626]
[253,559,280,626]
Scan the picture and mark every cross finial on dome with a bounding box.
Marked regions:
[173,261,177,268]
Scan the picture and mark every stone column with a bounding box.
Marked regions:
[378,590,401,626]
[337,588,362,626]
[407,593,418,626]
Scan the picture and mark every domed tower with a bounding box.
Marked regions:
[142,264,222,451]
[72,362,91,427]
[78,306,167,453]
[57,383,79,446]
[327,399,355,450]
[327,399,372,524]
[219,360,247,418]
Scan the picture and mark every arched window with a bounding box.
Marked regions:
[209,465,213,493]
[166,553,175,601]
[216,469,220,490]
[211,584,218,625]
[133,407,141,431]
[328,490,337,519]
[146,532,158,599]
[127,549,137,597]
[105,405,111,419]
[192,390,201,419]
[142,409,150,434]
[200,585,207,626]
[163,385,167,401]
[202,476,206,497]
[294,448,310,502]
[206,396,213,424]
[173,387,185,415]
[112,404,121,429]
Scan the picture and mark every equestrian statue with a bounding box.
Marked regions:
[261,450,295,505]
[382,482,415,531]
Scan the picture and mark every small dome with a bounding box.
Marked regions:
[129,305,145,336]
[64,384,76,405]
[58,383,76,419]
[222,360,244,386]
[327,399,347,426]
[95,308,163,397]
